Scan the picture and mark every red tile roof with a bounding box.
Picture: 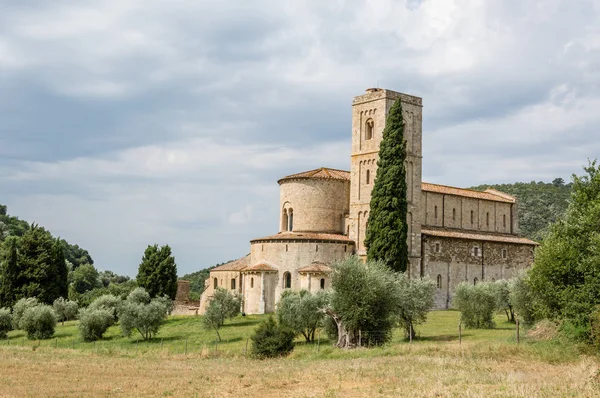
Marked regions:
[422,182,516,203]
[251,232,353,244]
[241,263,278,272]
[278,167,350,184]
[211,255,250,272]
[298,262,332,273]
[422,227,538,245]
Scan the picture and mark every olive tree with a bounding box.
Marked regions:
[394,273,436,339]
[12,297,39,329]
[119,288,169,340]
[453,282,496,329]
[87,294,122,323]
[202,287,241,342]
[53,297,79,325]
[277,289,328,342]
[20,304,57,339]
[509,271,536,326]
[491,279,515,322]
[326,256,397,348]
[0,308,12,338]
[78,308,114,341]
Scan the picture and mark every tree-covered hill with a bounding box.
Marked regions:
[0,203,93,268]
[471,178,572,241]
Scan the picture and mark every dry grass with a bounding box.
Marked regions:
[0,311,599,397]
[0,341,598,397]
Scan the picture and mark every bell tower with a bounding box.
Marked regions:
[348,88,423,276]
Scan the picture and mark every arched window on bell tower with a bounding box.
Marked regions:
[366,169,370,184]
[288,208,294,231]
[365,119,374,140]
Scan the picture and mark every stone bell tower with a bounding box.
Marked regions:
[347,88,423,277]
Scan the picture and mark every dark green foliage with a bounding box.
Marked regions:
[250,316,295,359]
[99,270,130,287]
[180,264,220,297]
[528,161,600,339]
[14,225,67,304]
[20,304,57,339]
[365,99,409,272]
[202,287,241,341]
[137,245,178,300]
[0,204,93,268]
[277,289,328,342]
[78,308,113,342]
[328,256,398,347]
[470,180,572,241]
[0,236,19,307]
[75,280,137,307]
[60,240,93,269]
[69,263,101,295]
[0,308,12,338]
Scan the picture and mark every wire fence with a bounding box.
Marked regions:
[1,321,523,357]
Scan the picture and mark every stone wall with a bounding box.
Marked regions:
[279,178,350,234]
[422,236,535,309]
[198,270,243,314]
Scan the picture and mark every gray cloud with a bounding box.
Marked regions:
[0,0,598,276]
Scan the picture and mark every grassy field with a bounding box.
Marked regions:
[0,311,598,397]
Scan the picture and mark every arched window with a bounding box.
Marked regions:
[473,246,480,257]
[503,214,507,228]
[283,272,291,289]
[434,206,438,219]
[320,278,325,289]
[470,210,474,224]
[474,277,478,285]
[288,209,294,231]
[231,278,236,290]
[366,169,370,184]
[250,277,254,288]
[486,212,490,226]
[213,278,218,289]
[452,208,456,221]
[365,119,374,140]
[282,209,288,232]
[436,275,442,289]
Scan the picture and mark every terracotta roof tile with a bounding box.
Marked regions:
[278,167,350,184]
[422,182,516,203]
[298,262,332,273]
[211,255,250,271]
[251,232,353,243]
[242,263,278,272]
[422,227,538,245]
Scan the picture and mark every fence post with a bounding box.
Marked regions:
[215,341,218,354]
[55,338,58,349]
[516,317,520,345]
[161,338,163,349]
[317,329,321,353]
[459,321,462,345]
[358,330,362,348]
[409,324,413,343]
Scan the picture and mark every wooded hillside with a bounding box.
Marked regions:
[471,178,572,241]
[0,203,94,268]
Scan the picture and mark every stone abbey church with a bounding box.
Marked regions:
[197,88,537,314]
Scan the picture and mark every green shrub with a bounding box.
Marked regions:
[12,297,39,329]
[119,288,168,340]
[78,308,113,341]
[88,294,121,323]
[0,308,12,338]
[508,272,536,326]
[20,304,57,339]
[277,290,328,343]
[53,297,79,325]
[453,282,496,329]
[203,288,242,341]
[251,316,295,358]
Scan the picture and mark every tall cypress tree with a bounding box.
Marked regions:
[137,244,178,300]
[364,99,409,273]
[0,236,19,307]
[47,238,69,300]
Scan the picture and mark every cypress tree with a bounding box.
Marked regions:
[47,238,69,301]
[136,244,178,300]
[16,224,57,303]
[364,99,409,272]
[0,236,19,307]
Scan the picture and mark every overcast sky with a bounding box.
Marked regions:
[1,0,598,277]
